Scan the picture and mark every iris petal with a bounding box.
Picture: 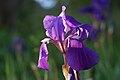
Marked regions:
[43,6,82,40]
[66,38,98,71]
[60,6,81,33]
[80,24,94,39]
[43,15,56,39]
[38,39,50,71]
[70,24,94,40]
[65,16,81,28]
[43,15,56,29]
[54,17,65,41]
[43,15,65,41]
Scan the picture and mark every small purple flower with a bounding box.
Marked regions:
[10,36,26,53]
[38,6,98,72]
[92,0,110,9]
[80,0,110,21]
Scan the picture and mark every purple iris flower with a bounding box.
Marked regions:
[38,6,98,71]
[80,0,110,21]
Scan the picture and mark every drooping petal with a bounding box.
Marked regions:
[66,38,98,71]
[38,38,50,71]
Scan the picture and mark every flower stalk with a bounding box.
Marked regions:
[74,70,80,80]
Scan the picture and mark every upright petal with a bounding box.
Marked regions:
[63,16,82,33]
[43,15,56,29]
[59,6,71,33]
[43,15,56,39]
[43,15,65,41]
[44,6,82,41]
[66,38,98,71]
[65,16,81,29]
[38,38,50,71]
[60,6,81,33]
[54,17,65,41]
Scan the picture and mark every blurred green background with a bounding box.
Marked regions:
[0,0,120,80]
